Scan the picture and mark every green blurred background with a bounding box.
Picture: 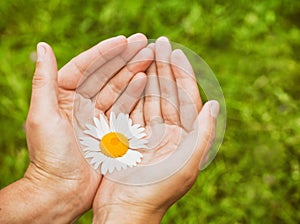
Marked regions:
[0,0,299,223]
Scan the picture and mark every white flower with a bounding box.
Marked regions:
[80,112,147,175]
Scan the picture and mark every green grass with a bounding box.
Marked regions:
[1,0,299,223]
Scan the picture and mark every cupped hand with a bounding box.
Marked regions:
[24,33,152,222]
[92,37,220,224]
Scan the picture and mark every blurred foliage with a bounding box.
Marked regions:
[0,0,299,223]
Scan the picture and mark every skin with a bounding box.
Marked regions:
[0,33,152,224]
[92,37,219,224]
[0,35,219,223]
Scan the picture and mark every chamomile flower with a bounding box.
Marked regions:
[80,112,147,175]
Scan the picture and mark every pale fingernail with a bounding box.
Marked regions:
[37,42,46,61]
[210,100,220,118]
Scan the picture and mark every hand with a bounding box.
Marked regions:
[0,33,152,223]
[92,37,220,224]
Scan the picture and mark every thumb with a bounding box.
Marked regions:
[28,42,59,120]
[191,100,219,169]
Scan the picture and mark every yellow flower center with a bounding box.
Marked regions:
[100,132,129,158]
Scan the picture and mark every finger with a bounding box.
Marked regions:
[107,72,147,116]
[95,47,153,111]
[76,33,148,99]
[28,42,59,121]
[155,37,180,125]
[171,49,202,131]
[144,62,162,124]
[191,101,219,169]
[162,101,219,190]
[121,33,148,61]
[147,42,155,50]
[130,98,145,126]
[58,35,127,89]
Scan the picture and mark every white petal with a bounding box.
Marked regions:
[93,117,101,129]
[98,149,143,175]
[85,152,107,170]
[132,124,141,129]
[85,151,101,158]
[94,118,107,138]
[80,137,100,151]
[114,161,128,171]
[101,161,109,175]
[84,129,97,139]
[132,127,145,135]
[116,149,143,166]
[129,138,148,149]
[84,124,99,138]
[108,161,115,173]
[129,126,146,139]
[115,163,123,171]
[100,114,110,134]
[90,157,100,164]
[129,124,140,135]
[82,148,89,152]
[110,112,117,132]
[134,132,147,139]
[116,113,131,138]
[101,158,119,175]
[93,161,101,169]
[128,117,133,127]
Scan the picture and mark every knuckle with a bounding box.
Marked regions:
[32,73,48,89]
[95,99,106,111]
[156,61,168,71]
[108,81,124,95]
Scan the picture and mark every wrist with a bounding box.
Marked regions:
[20,176,83,223]
[92,204,164,224]
[0,177,80,224]
[20,163,95,223]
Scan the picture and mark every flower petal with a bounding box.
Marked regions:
[108,161,115,173]
[80,137,100,151]
[129,126,146,139]
[116,149,143,166]
[93,161,101,169]
[93,117,107,138]
[93,117,101,129]
[116,113,132,138]
[129,137,148,149]
[115,163,122,171]
[134,132,147,139]
[110,112,117,132]
[85,151,102,158]
[84,124,103,139]
[128,117,133,127]
[100,114,110,134]
[101,161,109,175]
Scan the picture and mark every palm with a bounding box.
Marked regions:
[142,123,186,164]
[94,37,204,214]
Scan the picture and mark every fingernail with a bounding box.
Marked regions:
[210,100,219,118]
[37,42,46,61]
[157,36,169,42]
[147,43,155,49]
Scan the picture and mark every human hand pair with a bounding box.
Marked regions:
[0,34,219,224]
